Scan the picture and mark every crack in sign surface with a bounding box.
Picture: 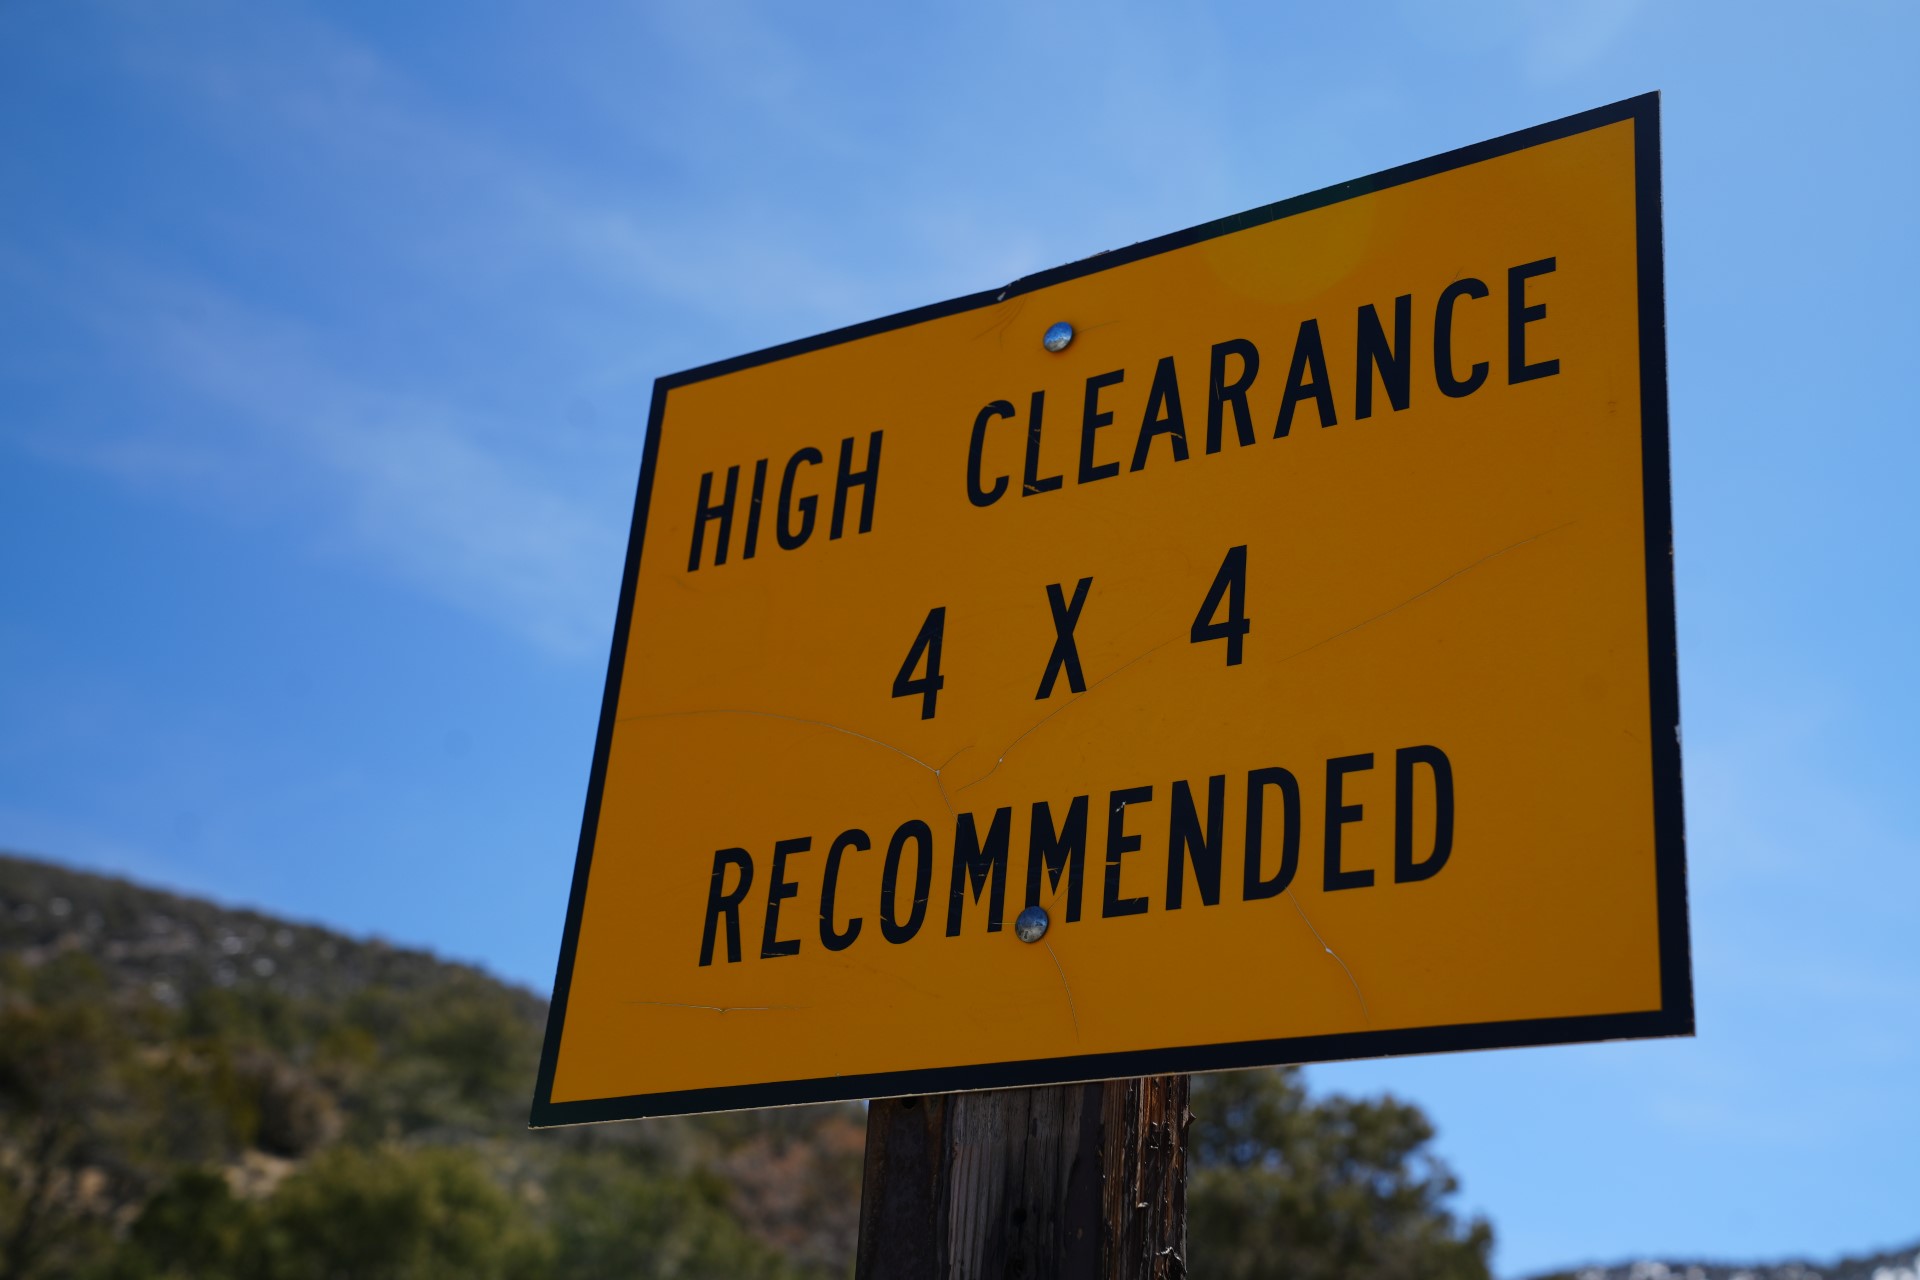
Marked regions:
[971,295,1025,345]
[952,525,1565,800]
[1040,939,1081,1041]
[621,708,969,815]
[624,1001,805,1014]
[956,630,1184,795]
[619,527,1554,1040]
[632,531,1560,823]
[1284,892,1369,1024]
[1277,524,1574,666]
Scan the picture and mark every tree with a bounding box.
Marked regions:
[538,1155,807,1280]
[248,1146,547,1280]
[1188,1067,1494,1280]
[111,1168,256,1280]
[0,955,179,1280]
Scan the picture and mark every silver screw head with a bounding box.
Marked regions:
[1014,904,1050,943]
[1042,321,1074,353]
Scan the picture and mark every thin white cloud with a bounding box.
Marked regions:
[5,1,1462,663]
[4,6,910,655]
[108,2,898,335]
[19,252,625,657]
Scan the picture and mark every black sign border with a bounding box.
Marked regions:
[531,92,1689,1127]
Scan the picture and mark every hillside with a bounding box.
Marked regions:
[6,849,1902,1280]
[0,850,866,1279]
[1529,1242,1920,1280]
[0,852,546,1025]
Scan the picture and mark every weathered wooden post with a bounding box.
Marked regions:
[857,1077,1189,1280]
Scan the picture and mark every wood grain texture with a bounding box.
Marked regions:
[857,1077,1188,1280]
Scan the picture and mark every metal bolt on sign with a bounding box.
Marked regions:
[1014,904,1050,943]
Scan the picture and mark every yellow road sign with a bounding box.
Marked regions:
[532,94,1689,1125]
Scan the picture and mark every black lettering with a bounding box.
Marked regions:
[1165,774,1225,910]
[741,458,769,559]
[777,447,822,550]
[698,847,754,966]
[687,466,738,572]
[1276,319,1336,435]
[1026,796,1088,922]
[1435,278,1490,397]
[1077,369,1125,484]
[1243,767,1301,900]
[880,820,934,944]
[1036,577,1092,699]
[819,828,868,952]
[1356,293,1412,419]
[832,431,883,538]
[1508,257,1560,383]
[1023,390,1062,495]
[1394,745,1454,884]
[1191,544,1250,666]
[1207,338,1260,454]
[967,401,1014,507]
[1324,753,1375,891]
[891,607,947,720]
[760,836,809,959]
[1103,785,1154,918]
[947,807,1011,935]
[1130,356,1189,471]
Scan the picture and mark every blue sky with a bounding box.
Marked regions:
[2,1,1915,1273]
